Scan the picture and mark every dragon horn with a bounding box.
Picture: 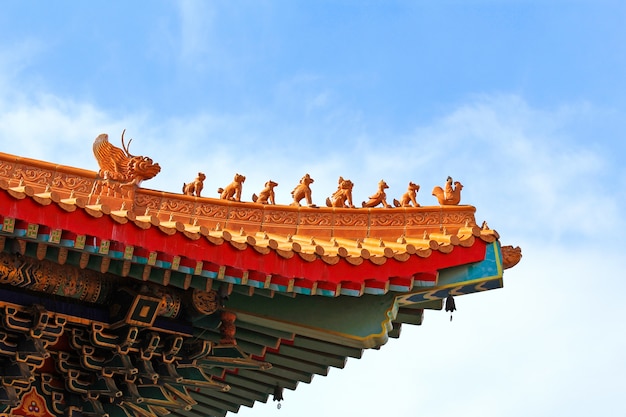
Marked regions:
[121,129,135,157]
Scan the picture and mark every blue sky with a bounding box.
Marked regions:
[1,1,625,416]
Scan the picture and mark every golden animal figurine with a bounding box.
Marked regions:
[326,176,355,208]
[92,130,161,197]
[362,180,392,208]
[218,173,246,201]
[252,180,278,204]
[393,182,420,207]
[291,173,315,207]
[432,176,463,205]
[182,172,206,197]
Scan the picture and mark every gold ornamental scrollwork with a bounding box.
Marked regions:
[299,212,332,227]
[334,212,369,227]
[228,207,263,223]
[13,166,54,186]
[52,173,95,194]
[134,193,162,212]
[0,252,111,303]
[406,211,440,227]
[370,212,405,227]
[195,202,229,219]
[159,197,195,215]
[152,287,182,318]
[191,289,219,315]
[263,210,298,225]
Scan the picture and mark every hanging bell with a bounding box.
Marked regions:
[273,384,283,409]
[445,294,456,321]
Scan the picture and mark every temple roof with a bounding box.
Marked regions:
[0,144,521,417]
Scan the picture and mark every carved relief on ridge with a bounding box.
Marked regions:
[195,202,230,220]
[134,193,162,212]
[228,206,263,223]
[333,212,369,227]
[405,211,441,227]
[298,211,332,227]
[263,210,299,225]
[440,210,475,227]
[370,212,406,227]
[52,173,94,194]
[159,197,196,215]
[12,166,54,186]
[0,160,13,177]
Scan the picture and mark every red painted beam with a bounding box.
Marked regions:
[1,192,487,286]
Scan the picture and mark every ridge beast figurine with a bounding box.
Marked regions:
[92,130,161,198]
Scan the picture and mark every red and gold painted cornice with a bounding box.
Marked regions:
[0,151,508,298]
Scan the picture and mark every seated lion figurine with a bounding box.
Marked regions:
[291,173,315,207]
[218,173,246,201]
[393,181,420,207]
[326,176,355,208]
[252,180,278,204]
[183,172,206,197]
